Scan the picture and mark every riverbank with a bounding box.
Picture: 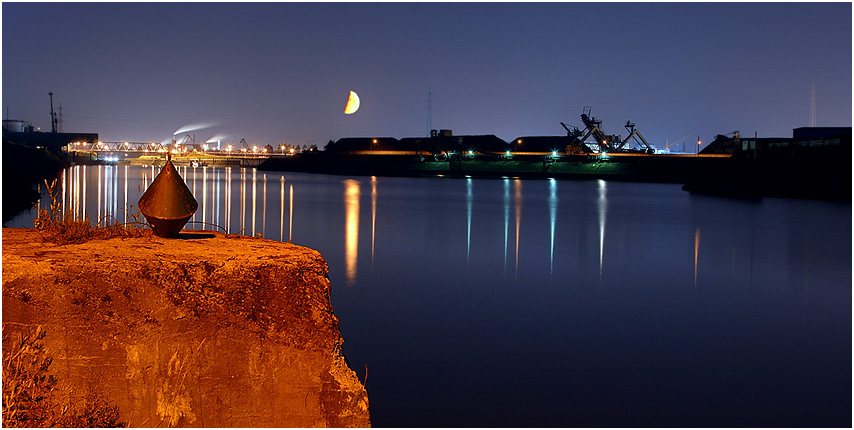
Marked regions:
[2,228,370,427]
[2,142,68,223]
[259,152,728,182]
[258,150,852,201]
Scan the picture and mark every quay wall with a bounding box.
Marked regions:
[259,150,851,201]
[259,152,732,183]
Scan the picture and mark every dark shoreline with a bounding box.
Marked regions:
[258,150,852,202]
[2,142,68,224]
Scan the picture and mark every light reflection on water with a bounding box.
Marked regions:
[598,178,607,278]
[343,179,360,287]
[7,165,851,427]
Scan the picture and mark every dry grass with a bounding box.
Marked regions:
[1,325,126,427]
[33,179,152,244]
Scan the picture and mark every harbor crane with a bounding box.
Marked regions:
[618,121,652,152]
[565,106,655,154]
[665,133,695,151]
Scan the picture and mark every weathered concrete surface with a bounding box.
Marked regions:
[2,228,370,427]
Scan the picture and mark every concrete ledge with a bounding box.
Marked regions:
[2,228,370,427]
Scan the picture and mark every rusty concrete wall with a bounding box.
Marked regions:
[2,228,370,427]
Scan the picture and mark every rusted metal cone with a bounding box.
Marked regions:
[138,159,198,238]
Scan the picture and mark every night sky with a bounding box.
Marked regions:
[3,2,851,149]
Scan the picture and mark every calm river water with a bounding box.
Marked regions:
[7,164,852,427]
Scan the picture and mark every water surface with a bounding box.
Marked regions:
[8,165,851,427]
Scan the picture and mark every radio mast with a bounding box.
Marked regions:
[809,82,817,127]
[426,87,432,137]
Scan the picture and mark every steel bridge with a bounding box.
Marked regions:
[68,140,166,153]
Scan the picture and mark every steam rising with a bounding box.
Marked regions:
[174,122,218,135]
[206,134,228,143]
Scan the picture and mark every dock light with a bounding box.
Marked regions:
[552,151,558,156]
[253,146,258,153]
[506,150,512,156]
[226,145,233,152]
[468,150,474,155]
[289,148,295,154]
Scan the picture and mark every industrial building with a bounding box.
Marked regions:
[701,127,851,155]
[3,93,98,153]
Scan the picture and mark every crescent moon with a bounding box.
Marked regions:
[344,91,360,114]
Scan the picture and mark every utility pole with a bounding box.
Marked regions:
[58,103,64,133]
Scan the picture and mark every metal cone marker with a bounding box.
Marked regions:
[138,154,199,238]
